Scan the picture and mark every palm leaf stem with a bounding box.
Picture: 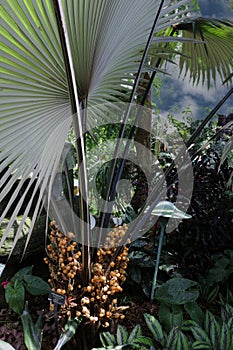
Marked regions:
[52,0,91,282]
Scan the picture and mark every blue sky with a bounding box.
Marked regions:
[199,0,232,19]
[155,0,233,121]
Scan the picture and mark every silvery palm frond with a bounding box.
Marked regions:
[0,0,193,254]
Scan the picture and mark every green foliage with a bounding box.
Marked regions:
[206,250,233,285]
[198,284,220,305]
[22,274,51,295]
[159,303,185,332]
[94,303,233,350]
[20,302,44,350]
[93,324,154,350]
[54,317,83,350]
[144,313,164,346]
[155,277,199,305]
[154,277,204,332]
[183,305,233,350]
[143,313,190,350]
[5,279,25,315]
[126,237,156,297]
[4,266,51,315]
[198,250,233,308]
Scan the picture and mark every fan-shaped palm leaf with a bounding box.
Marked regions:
[0,0,193,254]
[174,18,233,87]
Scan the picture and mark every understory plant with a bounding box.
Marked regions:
[3,266,50,315]
[93,304,233,350]
[1,266,51,349]
[0,310,82,350]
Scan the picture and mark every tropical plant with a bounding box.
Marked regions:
[0,307,82,350]
[182,304,233,350]
[3,265,50,315]
[54,317,83,350]
[144,313,190,350]
[20,301,44,350]
[45,221,129,324]
[1,1,233,347]
[93,313,191,350]
[1,0,233,252]
[92,323,154,350]
[93,304,233,350]
[154,277,204,332]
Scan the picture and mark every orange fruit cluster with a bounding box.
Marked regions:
[44,221,129,326]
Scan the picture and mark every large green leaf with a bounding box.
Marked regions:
[21,302,43,350]
[184,302,204,326]
[11,266,33,282]
[23,275,51,295]
[5,279,25,314]
[54,317,83,350]
[204,311,220,349]
[144,313,164,346]
[117,325,129,346]
[155,277,199,305]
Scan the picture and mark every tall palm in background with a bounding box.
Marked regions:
[0,0,233,274]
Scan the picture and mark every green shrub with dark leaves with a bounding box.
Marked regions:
[4,266,51,315]
[92,323,154,350]
[182,304,233,350]
[154,277,204,332]
[93,303,233,350]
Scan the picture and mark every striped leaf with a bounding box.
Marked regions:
[100,332,116,347]
[206,285,219,304]
[133,336,155,347]
[220,323,233,350]
[190,326,211,345]
[117,325,128,346]
[166,327,178,350]
[176,330,190,350]
[204,311,220,349]
[182,320,200,332]
[227,317,233,332]
[191,340,211,349]
[128,324,142,344]
[144,313,164,346]
[225,304,233,318]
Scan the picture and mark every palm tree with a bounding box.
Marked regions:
[1,0,232,270]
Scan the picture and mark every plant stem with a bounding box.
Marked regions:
[150,218,167,301]
[52,0,91,283]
